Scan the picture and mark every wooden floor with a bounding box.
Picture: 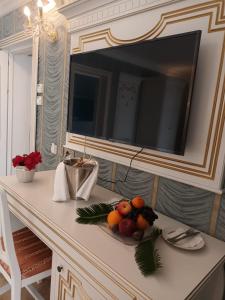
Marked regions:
[0,275,51,299]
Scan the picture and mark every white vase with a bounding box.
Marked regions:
[15,166,35,183]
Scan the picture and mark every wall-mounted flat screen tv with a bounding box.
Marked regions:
[67,30,201,155]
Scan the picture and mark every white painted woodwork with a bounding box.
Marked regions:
[0,188,51,300]
[52,252,112,300]
[59,0,183,27]
[60,0,225,193]
[9,212,24,232]
[0,171,224,300]
[6,37,40,153]
[0,50,25,230]
[0,37,37,177]
[0,31,38,252]
[0,51,9,176]
[30,36,39,153]
[7,53,32,175]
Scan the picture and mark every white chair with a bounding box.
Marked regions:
[0,188,52,300]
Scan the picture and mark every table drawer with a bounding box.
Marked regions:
[51,252,136,300]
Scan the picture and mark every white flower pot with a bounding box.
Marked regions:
[15,166,35,183]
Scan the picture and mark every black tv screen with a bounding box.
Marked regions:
[68,30,201,155]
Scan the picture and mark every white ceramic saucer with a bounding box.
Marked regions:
[162,227,205,251]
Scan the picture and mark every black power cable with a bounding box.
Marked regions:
[98,147,144,185]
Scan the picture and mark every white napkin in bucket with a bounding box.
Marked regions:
[53,162,70,202]
[76,161,99,201]
[53,160,99,202]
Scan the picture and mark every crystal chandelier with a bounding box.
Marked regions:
[24,0,58,42]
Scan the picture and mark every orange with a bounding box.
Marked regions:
[131,196,145,208]
[137,214,149,230]
[107,210,123,227]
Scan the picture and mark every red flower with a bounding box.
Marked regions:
[12,156,25,167]
[29,152,42,164]
[24,157,34,170]
[12,152,42,170]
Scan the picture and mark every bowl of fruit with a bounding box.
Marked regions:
[102,196,158,244]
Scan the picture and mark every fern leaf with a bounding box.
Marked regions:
[150,227,162,241]
[135,228,162,276]
[76,203,113,224]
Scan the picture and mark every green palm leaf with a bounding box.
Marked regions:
[76,203,162,276]
[76,203,114,224]
[135,228,162,276]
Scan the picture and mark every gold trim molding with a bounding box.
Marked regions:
[69,0,225,180]
[72,1,225,53]
[209,193,222,236]
[58,270,91,300]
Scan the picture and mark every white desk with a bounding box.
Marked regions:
[0,170,224,300]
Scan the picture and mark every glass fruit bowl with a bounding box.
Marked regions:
[101,196,158,245]
[99,223,154,245]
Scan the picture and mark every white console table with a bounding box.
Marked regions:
[0,170,224,300]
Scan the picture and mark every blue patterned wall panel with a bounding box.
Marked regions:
[114,164,154,205]
[74,151,114,191]
[0,18,3,39]
[2,13,14,38]
[95,157,114,191]
[14,7,26,34]
[156,177,214,233]
[216,196,225,240]
[36,13,69,170]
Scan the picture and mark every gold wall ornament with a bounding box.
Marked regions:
[69,0,225,182]
[23,0,58,43]
[72,0,225,53]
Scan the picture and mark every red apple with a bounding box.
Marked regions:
[116,200,132,216]
[119,219,136,237]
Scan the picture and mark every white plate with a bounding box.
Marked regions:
[162,227,205,251]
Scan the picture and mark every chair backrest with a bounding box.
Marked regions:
[0,188,21,282]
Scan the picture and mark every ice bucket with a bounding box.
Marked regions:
[64,158,94,200]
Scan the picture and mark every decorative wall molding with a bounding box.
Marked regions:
[60,0,183,33]
[66,0,225,193]
[0,31,32,49]
[59,0,119,21]
[67,0,225,192]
